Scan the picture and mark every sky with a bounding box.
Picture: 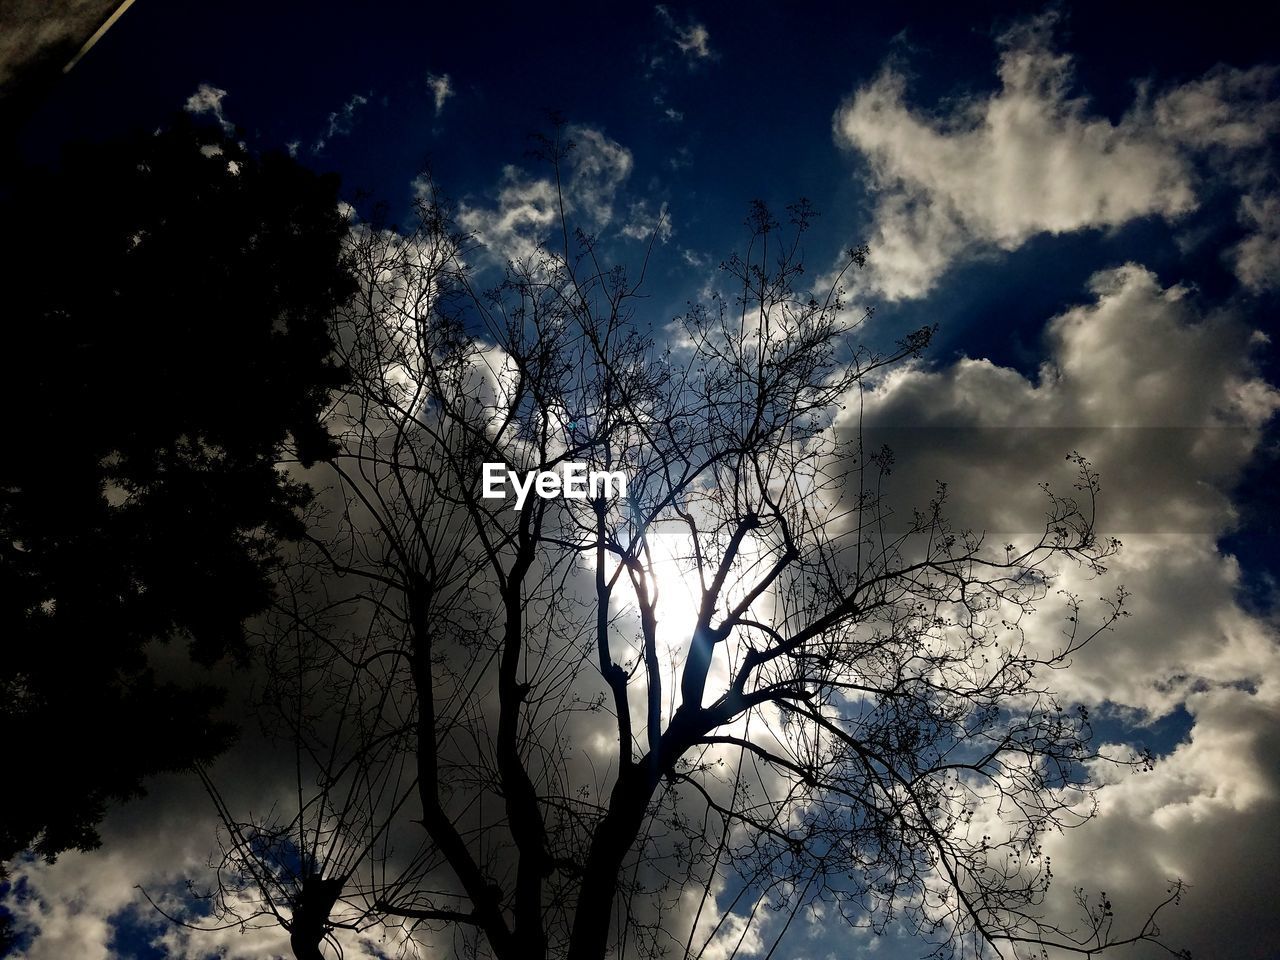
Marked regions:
[2,1,1279,958]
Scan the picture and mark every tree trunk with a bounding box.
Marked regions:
[288,874,343,960]
[289,930,326,960]
[566,765,656,960]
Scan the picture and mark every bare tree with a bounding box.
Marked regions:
[179,136,1186,960]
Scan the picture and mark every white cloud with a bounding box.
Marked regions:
[1150,64,1280,151]
[699,907,768,960]
[183,83,234,134]
[1149,64,1280,292]
[656,4,714,61]
[1042,686,1280,959]
[457,125,634,262]
[847,266,1278,694]
[426,71,453,116]
[456,163,561,262]
[3,667,422,960]
[621,199,673,243]
[568,126,634,224]
[833,263,1280,956]
[834,14,1280,299]
[312,92,369,155]
[4,766,283,959]
[1231,192,1280,292]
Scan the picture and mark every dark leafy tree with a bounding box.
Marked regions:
[0,118,354,875]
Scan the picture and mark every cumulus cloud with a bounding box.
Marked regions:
[848,264,1278,697]
[834,263,1279,955]
[1051,687,1280,959]
[835,14,1280,299]
[821,273,1278,948]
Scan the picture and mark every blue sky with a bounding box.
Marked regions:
[4,2,1279,958]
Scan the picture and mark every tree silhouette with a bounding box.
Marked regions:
[181,140,1185,960]
[0,118,353,877]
